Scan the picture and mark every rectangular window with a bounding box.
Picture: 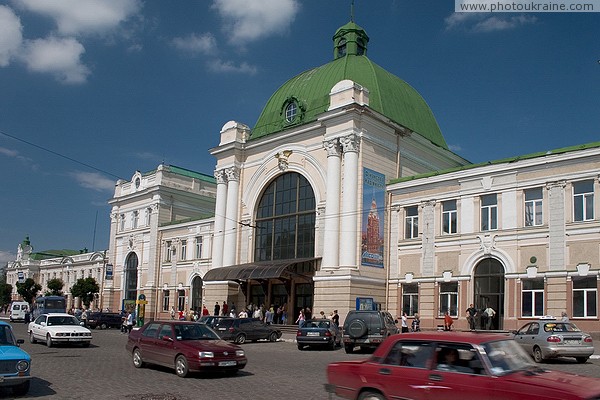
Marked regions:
[524,188,543,227]
[402,284,419,316]
[119,214,125,231]
[573,277,597,318]
[195,236,202,259]
[521,279,544,317]
[165,241,172,262]
[480,194,498,231]
[442,200,457,234]
[145,208,152,226]
[573,180,594,222]
[439,282,458,317]
[132,211,139,229]
[177,290,185,312]
[162,290,170,312]
[180,240,187,261]
[405,206,419,239]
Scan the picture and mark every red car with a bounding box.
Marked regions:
[126,320,247,377]
[325,331,600,400]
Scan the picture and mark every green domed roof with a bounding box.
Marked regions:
[251,22,447,149]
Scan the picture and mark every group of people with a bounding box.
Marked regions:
[400,312,421,332]
[296,308,339,328]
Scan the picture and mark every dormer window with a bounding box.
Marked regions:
[285,102,298,123]
[356,38,365,56]
[337,39,347,58]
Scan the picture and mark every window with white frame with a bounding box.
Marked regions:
[402,284,419,316]
[573,180,594,222]
[573,277,597,318]
[119,214,125,231]
[524,187,543,227]
[177,289,185,312]
[132,211,139,229]
[521,279,544,317]
[439,282,458,317]
[162,290,170,311]
[145,208,152,226]
[442,200,457,234]
[195,236,202,259]
[480,194,498,231]
[180,240,187,261]
[405,206,419,239]
[165,241,172,262]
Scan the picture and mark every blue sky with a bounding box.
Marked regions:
[0,0,598,263]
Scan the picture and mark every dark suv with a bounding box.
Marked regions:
[86,312,123,329]
[342,310,399,353]
[213,318,282,344]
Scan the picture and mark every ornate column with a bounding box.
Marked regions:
[223,167,240,267]
[339,134,360,267]
[212,169,228,268]
[322,139,342,269]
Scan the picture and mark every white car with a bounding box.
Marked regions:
[28,313,92,347]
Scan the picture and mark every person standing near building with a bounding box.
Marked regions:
[126,311,134,333]
[411,313,421,332]
[222,301,229,316]
[213,301,220,316]
[80,308,88,328]
[484,305,496,330]
[466,304,477,330]
[295,309,305,328]
[444,311,453,331]
[170,306,176,320]
[401,312,409,333]
[331,310,339,327]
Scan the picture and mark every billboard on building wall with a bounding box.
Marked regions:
[361,168,385,268]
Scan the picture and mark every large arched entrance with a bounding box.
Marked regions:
[124,253,138,302]
[474,258,504,330]
[191,276,203,313]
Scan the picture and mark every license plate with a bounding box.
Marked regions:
[219,361,236,367]
[307,332,320,336]
[564,340,580,344]
[71,338,82,341]
[218,328,226,331]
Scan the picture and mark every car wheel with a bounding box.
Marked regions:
[12,380,30,396]
[268,332,278,342]
[132,348,144,368]
[345,344,354,354]
[533,346,544,363]
[100,323,108,330]
[576,357,589,364]
[348,320,368,339]
[358,391,385,400]
[29,331,36,344]
[175,355,189,378]
[46,334,52,348]
[235,334,246,344]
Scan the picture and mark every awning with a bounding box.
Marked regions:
[203,257,320,281]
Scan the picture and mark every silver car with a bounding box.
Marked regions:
[513,318,594,363]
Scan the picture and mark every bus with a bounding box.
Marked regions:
[32,296,67,319]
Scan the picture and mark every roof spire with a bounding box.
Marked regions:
[350,0,355,22]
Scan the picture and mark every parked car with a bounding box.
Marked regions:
[342,310,399,353]
[213,318,282,344]
[512,317,594,363]
[28,313,92,347]
[297,319,341,350]
[86,312,123,329]
[9,302,29,323]
[326,331,600,400]
[198,315,232,329]
[0,321,31,396]
[126,320,247,377]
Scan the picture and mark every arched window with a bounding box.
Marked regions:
[254,172,316,261]
[124,253,138,300]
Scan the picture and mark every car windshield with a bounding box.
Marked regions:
[482,339,534,375]
[47,316,79,326]
[305,320,330,329]
[174,324,220,340]
[543,322,581,332]
[0,326,16,346]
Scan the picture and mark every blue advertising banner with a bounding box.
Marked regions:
[361,168,385,267]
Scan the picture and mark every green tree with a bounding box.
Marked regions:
[71,277,99,308]
[16,278,42,304]
[45,278,64,296]
[0,283,12,308]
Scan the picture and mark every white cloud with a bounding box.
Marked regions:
[445,12,536,32]
[13,0,142,36]
[172,33,217,55]
[0,250,15,264]
[0,146,36,166]
[70,171,115,192]
[207,59,257,75]
[19,36,90,83]
[212,0,299,44]
[0,5,23,66]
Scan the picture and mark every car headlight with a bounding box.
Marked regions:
[16,360,29,372]
[199,351,214,358]
[236,350,245,357]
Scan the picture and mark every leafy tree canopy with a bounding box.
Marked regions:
[45,278,64,296]
[71,277,100,308]
[0,283,13,307]
[16,278,41,304]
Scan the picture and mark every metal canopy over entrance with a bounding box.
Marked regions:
[203,257,320,282]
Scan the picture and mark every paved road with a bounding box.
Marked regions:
[3,321,600,399]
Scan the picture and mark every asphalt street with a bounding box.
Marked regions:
[3,319,600,400]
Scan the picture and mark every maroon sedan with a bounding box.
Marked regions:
[326,331,600,400]
[126,320,247,377]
